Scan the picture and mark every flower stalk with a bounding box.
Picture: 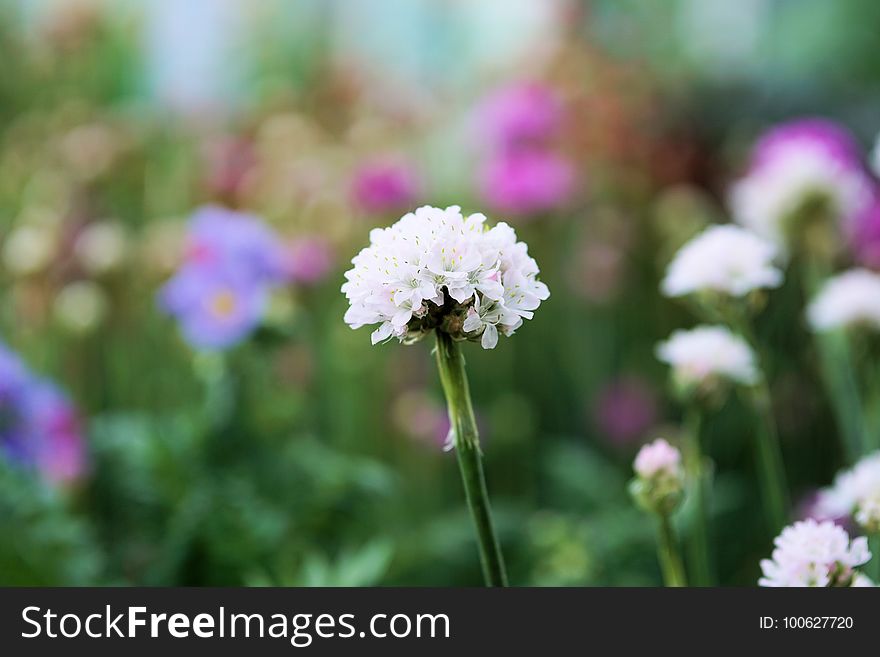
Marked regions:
[434,331,508,586]
[682,405,712,586]
[657,514,687,587]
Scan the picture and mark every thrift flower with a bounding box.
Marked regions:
[729,119,871,248]
[759,519,871,587]
[656,325,759,392]
[478,150,574,216]
[806,269,880,332]
[630,438,685,516]
[848,197,880,269]
[341,205,549,349]
[661,224,783,298]
[634,439,683,480]
[475,82,564,151]
[350,158,421,215]
[815,451,880,533]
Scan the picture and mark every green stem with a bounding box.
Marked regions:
[656,514,687,587]
[802,260,865,462]
[434,331,508,587]
[682,405,712,586]
[868,534,880,583]
[749,382,790,533]
[725,313,790,533]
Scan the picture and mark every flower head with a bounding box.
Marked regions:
[806,269,880,332]
[656,325,758,393]
[634,438,683,480]
[474,82,564,151]
[814,451,880,533]
[759,519,871,587]
[350,158,421,215]
[0,341,86,484]
[158,206,287,350]
[729,119,871,249]
[661,224,783,298]
[478,150,574,216]
[341,205,549,349]
[630,438,685,514]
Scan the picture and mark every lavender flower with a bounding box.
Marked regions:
[159,206,287,350]
[0,341,86,484]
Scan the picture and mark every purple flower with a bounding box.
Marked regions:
[478,149,574,216]
[159,206,288,350]
[350,158,421,214]
[160,266,267,350]
[592,377,658,446]
[284,237,335,285]
[1,341,86,484]
[475,82,564,151]
[184,205,287,285]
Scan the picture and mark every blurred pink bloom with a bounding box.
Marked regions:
[634,438,682,480]
[203,136,256,200]
[593,377,658,446]
[478,149,574,216]
[750,118,862,172]
[849,195,880,269]
[475,82,564,151]
[350,158,421,214]
[284,237,335,285]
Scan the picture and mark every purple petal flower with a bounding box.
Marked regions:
[184,205,287,284]
[478,149,574,216]
[1,341,86,484]
[350,158,421,214]
[159,266,267,350]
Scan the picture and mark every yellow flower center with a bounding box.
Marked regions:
[209,289,238,319]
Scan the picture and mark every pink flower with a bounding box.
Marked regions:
[634,439,682,480]
[475,82,564,151]
[849,195,880,269]
[284,237,335,285]
[478,149,574,216]
[593,377,658,445]
[350,158,421,214]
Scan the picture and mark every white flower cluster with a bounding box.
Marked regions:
[656,325,758,389]
[634,439,682,480]
[815,451,880,532]
[806,269,880,332]
[730,144,870,248]
[661,225,783,298]
[342,205,549,349]
[759,519,871,587]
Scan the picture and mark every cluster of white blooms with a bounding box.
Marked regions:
[656,326,758,389]
[729,144,871,248]
[759,519,871,587]
[815,451,880,532]
[342,205,549,349]
[634,439,682,480]
[806,269,880,332]
[662,225,783,298]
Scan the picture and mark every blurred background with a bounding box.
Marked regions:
[1,0,879,586]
